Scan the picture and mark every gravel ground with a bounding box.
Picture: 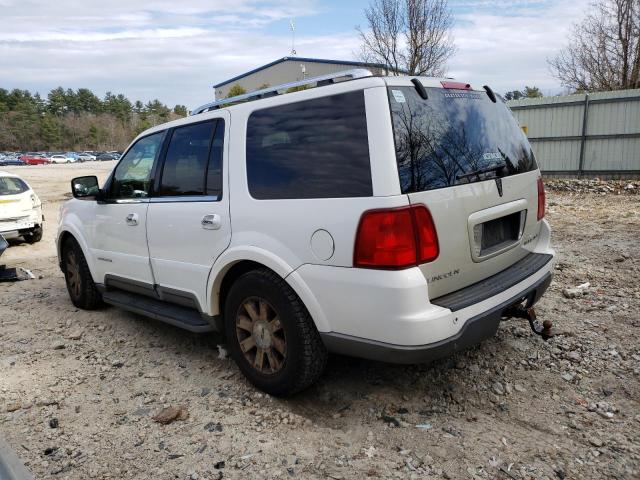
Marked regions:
[1,165,639,480]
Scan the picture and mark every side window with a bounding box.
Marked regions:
[159,121,215,196]
[110,131,164,200]
[246,91,372,199]
[206,120,224,197]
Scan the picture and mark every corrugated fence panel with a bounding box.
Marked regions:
[529,139,581,171]
[584,138,640,171]
[508,89,640,175]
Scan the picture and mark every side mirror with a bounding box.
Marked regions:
[71,176,101,200]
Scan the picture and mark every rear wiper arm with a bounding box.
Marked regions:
[456,162,506,180]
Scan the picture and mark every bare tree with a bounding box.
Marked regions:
[357,0,455,76]
[549,0,640,91]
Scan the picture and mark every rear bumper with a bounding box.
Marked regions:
[0,209,42,238]
[0,222,42,239]
[320,271,551,364]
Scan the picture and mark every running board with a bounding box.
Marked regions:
[101,289,215,333]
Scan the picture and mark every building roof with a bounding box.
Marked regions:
[212,56,395,89]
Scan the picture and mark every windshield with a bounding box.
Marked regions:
[388,86,537,193]
[0,176,29,195]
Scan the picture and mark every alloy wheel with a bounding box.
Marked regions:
[235,296,286,374]
[66,251,82,298]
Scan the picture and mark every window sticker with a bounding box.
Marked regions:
[391,90,406,103]
[442,92,483,100]
[483,152,503,161]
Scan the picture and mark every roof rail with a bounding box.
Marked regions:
[191,68,373,115]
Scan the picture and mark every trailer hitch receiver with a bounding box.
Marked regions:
[504,306,553,340]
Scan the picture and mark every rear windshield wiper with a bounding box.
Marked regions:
[456,162,506,180]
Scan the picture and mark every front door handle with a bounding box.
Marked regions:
[201,214,221,230]
[125,213,138,226]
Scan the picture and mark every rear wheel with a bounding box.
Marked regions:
[24,225,43,244]
[224,268,327,396]
[63,238,103,309]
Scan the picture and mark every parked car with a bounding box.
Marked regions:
[77,153,97,162]
[57,71,554,395]
[0,157,25,166]
[50,154,77,164]
[95,152,119,161]
[0,170,43,243]
[19,153,51,165]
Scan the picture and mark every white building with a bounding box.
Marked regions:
[213,56,398,99]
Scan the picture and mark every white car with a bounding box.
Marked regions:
[0,171,43,243]
[50,154,76,164]
[57,70,554,395]
[77,153,97,162]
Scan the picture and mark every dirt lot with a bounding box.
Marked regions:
[1,164,639,480]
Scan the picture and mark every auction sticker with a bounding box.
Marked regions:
[391,90,406,103]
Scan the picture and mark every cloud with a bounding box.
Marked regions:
[447,0,590,94]
[0,0,590,108]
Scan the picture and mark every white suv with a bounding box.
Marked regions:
[57,71,554,395]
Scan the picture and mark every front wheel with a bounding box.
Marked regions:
[62,238,103,309]
[224,268,327,396]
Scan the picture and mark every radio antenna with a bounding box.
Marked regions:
[289,19,297,56]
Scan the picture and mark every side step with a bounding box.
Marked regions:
[102,289,215,333]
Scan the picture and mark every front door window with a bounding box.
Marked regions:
[110,132,164,199]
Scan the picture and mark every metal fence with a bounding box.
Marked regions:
[507,89,640,178]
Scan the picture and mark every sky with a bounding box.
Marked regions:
[0,0,591,109]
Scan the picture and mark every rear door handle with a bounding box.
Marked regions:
[125,213,138,226]
[201,214,221,230]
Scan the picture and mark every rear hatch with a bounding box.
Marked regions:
[0,176,32,230]
[386,81,543,299]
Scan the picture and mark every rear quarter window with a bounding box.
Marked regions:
[246,91,373,199]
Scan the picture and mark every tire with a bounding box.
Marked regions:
[224,268,327,396]
[62,237,103,309]
[24,226,43,244]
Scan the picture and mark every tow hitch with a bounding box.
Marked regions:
[504,306,554,340]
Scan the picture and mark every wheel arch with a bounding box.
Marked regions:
[207,248,330,333]
[57,227,95,280]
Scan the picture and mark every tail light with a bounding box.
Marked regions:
[354,205,439,269]
[537,177,546,221]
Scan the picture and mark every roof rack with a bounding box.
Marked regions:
[191,68,373,115]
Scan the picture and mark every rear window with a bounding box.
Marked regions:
[388,87,537,193]
[246,91,372,200]
[0,176,28,196]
